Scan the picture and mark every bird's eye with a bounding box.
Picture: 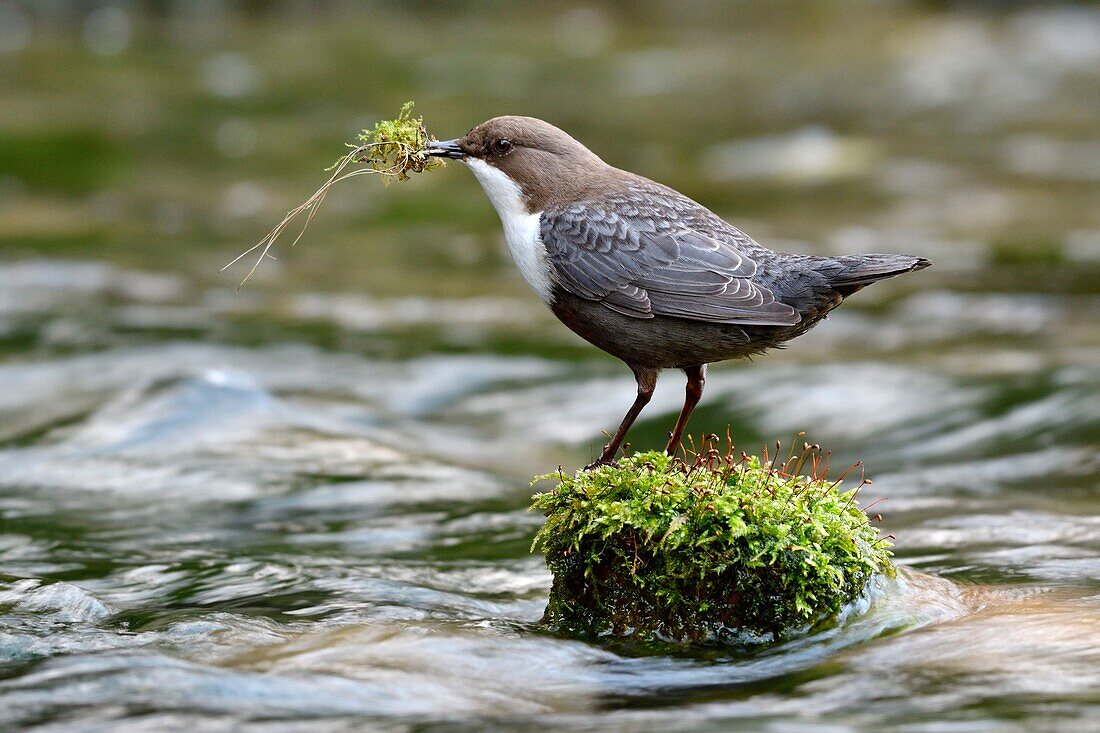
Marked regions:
[493,138,513,155]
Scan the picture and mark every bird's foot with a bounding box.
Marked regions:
[583,453,619,472]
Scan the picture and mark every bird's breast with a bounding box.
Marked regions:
[501,210,554,304]
[465,158,554,304]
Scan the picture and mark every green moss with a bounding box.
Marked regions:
[531,447,894,643]
[352,101,445,182]
[227,101,444,288]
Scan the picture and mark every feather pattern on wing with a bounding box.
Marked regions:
[540,183,800,326]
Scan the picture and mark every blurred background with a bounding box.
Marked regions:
[1,2,1098,731]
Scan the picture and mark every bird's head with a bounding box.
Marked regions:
[427,116,607,213]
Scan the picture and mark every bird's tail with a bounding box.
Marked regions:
[823,254,931,296]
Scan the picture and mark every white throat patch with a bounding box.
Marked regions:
[464,158,553,304]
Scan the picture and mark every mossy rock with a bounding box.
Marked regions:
[531,449,894,643]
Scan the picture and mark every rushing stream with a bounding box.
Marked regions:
[2,2,1099,731]
[1,256,1096,731]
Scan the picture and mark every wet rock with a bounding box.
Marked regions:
[531,450,894,643]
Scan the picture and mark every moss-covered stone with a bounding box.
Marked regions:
[531,447,894,643]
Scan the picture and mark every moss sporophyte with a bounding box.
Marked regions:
[531,441,895,643]
[224,101,444,289]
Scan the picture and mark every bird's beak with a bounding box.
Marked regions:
[426,139,466,160]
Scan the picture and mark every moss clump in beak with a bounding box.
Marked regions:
[353,100,446,182]
[224,101,444,289]
[531,441,895,644]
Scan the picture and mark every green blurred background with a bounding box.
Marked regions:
[2,4,1100,729]
[3,0,1097,362]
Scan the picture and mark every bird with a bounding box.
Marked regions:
[426,117,930,468]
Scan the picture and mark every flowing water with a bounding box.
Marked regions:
[1,3,1099,731]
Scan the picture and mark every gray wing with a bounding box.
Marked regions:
[541,202,800,326]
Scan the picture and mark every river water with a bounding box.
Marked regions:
[2,2,1099,731]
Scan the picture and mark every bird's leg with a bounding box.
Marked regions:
[586,366,658,470]
[665,365,706,455]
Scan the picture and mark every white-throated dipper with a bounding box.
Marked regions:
[427,117,930,468]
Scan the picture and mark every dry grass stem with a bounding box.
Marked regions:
[222,102,442,290]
